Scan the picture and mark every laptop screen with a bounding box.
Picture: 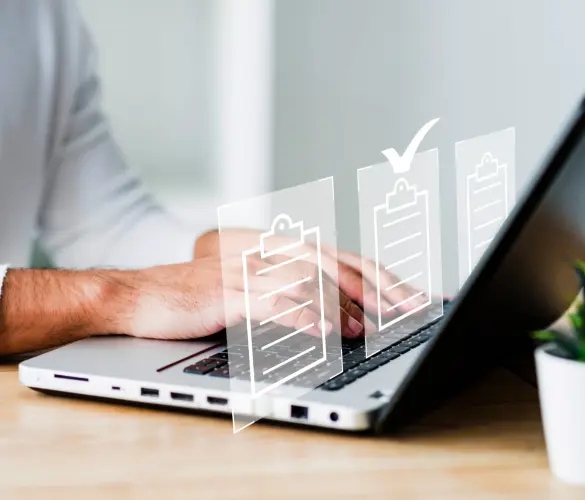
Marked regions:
[380,98,585,430]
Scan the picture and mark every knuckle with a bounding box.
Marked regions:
[293,307,314,328]
[268,293,286,311]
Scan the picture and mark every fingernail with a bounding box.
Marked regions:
[348,317,364,335]
[319,319,333,334]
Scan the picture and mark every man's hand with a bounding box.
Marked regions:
[0,255,372,356]
[195,229,427,319]
[123,255,372,341]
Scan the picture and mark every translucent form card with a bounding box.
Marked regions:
[357,150,443,358]
[456,128,515,288]
[217,178,343,433]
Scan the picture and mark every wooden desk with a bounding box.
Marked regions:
[0,361,583,500]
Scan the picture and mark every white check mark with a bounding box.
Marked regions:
[381,117,440,173]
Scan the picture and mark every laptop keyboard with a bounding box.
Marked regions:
[184,301,451,391]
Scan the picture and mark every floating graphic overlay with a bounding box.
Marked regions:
[455,128,515,289]
[217,178,343,433]
[357,120,443,358]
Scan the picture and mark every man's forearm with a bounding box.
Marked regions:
[0,269,133,356]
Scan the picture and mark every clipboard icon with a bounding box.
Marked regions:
[373,178,432,332]
[466,152,509,273]
[241,214,328,397]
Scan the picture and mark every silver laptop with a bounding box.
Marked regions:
[18,302,448,431]
[19,97,585,432]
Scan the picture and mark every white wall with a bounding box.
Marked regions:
[78,0,215,188]
[273,0,585,294]
[77,0,274,225]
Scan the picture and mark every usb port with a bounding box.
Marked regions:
[170,392,194,402]
[140,388,159,397]
[207,396,228,406]
[290,405,309,419]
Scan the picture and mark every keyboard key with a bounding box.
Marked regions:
[209,352,229,361]
[184,363,214,375]
[347,368,368,378]
[389,345,411,355]
[356,362,376,372]
[226,346,248,356]
[379,351,400,362]
[321,381,345,391]
[201,359,227,369]
[342,357,363,370]
[337,373,359,384]
[209,367,230,378]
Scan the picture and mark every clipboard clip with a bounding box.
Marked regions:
[475,152,502,180]
[385,178,417,212]
[260,214,305,258]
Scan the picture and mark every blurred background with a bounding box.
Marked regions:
[76,0,585,296]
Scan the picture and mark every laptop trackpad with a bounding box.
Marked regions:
[24,336,222,380]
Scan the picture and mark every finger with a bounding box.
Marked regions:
[334,280,377,337]
[335,260,383,315]
[235,258,346,339]
[360,259,428,314]
[242,253,371,337]
[253,259,363,338]
[319,273,376,338]
[248,293,332,338]
[330,250,410,315]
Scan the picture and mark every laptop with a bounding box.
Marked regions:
[19,97,585,433]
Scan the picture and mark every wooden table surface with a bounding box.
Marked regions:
[1,359,584,500]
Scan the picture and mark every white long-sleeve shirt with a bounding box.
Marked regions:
[0,0,200,271]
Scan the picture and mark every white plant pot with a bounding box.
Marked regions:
[535,344,585,485]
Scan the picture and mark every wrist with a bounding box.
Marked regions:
[92,269,142,336]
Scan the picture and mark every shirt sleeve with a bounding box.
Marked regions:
[36,2,202,270]
[0,265,9,299]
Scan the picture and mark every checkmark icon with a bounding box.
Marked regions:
[381,117,440,173]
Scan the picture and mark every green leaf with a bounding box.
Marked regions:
[532,330,555,341]
[575,304,585,343]
[569,312,583,331]
[532,329,582,360]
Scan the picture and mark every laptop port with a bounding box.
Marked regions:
[140,388,159,397]
[329,412,339,422]
[291,405,309,420]
[54,374,88,382]
[170,392,194,402]
[207,396,228,406]
[111,386,121,391]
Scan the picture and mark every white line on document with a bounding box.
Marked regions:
[385,272,422,291]
[386,291,425,312]
[473,216,503,231]
[473,181,501,195]
[473,199,502,213]
[259,299,313,326]
[383,232,422,250]
[474,237,493,249]
[385,252,423,270]
[258,276,312,300]
[382,211,421,228]
[256,252,312,276]
[262,346,316,375]
[261,323,315,350]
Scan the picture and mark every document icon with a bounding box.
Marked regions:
[241,214,327,397]
[373,178,432,332]
[466,152,510,273]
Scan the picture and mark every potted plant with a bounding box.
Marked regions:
[534,260,585,485]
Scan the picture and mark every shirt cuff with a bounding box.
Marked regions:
[0,264,9,298]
